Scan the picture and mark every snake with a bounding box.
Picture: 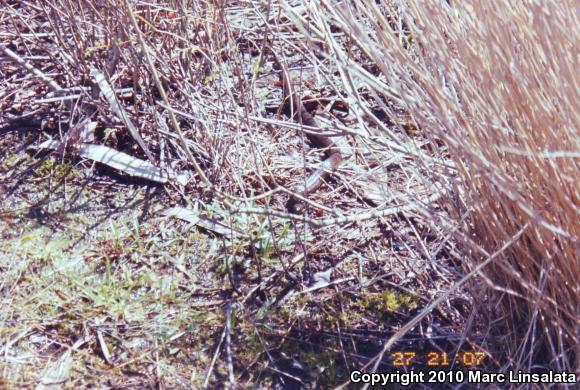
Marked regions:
[271,52,343,212]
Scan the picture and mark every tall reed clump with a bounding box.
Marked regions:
[306,0,578,373]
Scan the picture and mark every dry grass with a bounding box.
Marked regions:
[299,0,578,375]
[1,0,578,388]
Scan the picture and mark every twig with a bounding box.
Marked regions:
[0,44,62,92]
[224,302,235,389]
[203,317,228,389]
[233,190,445,227]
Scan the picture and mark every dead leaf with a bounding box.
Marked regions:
[91,68,155,163]
[28,140,189,185]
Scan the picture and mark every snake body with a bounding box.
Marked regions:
[272,54,342,211]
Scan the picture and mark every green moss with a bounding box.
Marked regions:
[35,157,82,181]
[358,290,418,315]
